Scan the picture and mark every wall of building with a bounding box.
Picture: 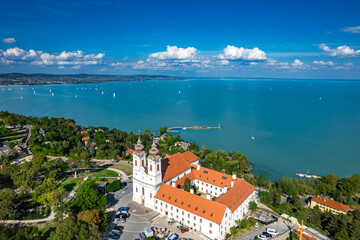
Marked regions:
[310,201,346,215]
[155,198,225,240]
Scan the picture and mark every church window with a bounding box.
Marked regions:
[142,160,144,166]
[157,164,159,171]
[150,193,152,198]
[209,230,212,234]
[135,160,137,166]
[156,200,158,204]
[150,165,152,171]
[210,223,212,228]
[200,218,202,223]
[188,213,190,218]
[182,211,184,215]
[136,187,138,192]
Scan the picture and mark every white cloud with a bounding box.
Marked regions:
[149,45,198,60]
[343,26,360,34]
[71,65,81,69]
[319,44,360,57]
[218,45,267,60]
[291,59,304,67]
[312,60,335,66]
[0,47,105,66]
[2,38,16,44]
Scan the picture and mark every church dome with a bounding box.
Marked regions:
[149,139,159,156]
[135,135,144,151]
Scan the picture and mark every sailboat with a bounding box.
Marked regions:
[113,93,116,97]
[251,130,255,140]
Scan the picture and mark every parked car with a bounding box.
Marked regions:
[181,227,189,233]
[256,234,268,240]
[262,232,272,239]
[111,233,121,239]
[117,207,128,213]
[266,228,279,236]
[255,222,259,228]
[114,226,124,231]
[177,225,184,230]
[168,220,176,225]
[138,232,146,239]
[111,229,122,235]
[167,233,179,240]
[116,217,126,223]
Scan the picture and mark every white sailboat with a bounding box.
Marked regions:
[251,130,255,140]
[113,93,116,98]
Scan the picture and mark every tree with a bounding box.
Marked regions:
[249,201,258,211]
[159,126,167,135]
[106,180,122,192]
[184,177,191,192]
[71,181,107,214]
[230,226,238,236]
[49,218,101,240]
[0,188,16,220]
[77,210,101,226]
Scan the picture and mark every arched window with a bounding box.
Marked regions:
[150,164,152,171]
[135,160,137,166]
[157,164,159,171]
[142,160,144,166]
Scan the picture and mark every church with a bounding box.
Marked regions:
[132,137,258,240]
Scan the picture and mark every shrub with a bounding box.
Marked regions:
[106,180,122,192]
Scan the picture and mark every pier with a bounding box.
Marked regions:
[166,124,222,133]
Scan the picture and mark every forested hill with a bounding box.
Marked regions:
[0,73,184,86]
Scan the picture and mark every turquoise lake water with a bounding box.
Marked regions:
[1,78,360,180]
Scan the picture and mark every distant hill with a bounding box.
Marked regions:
[0,73,184,86]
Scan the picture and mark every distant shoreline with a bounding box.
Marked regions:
[0,73,185,86]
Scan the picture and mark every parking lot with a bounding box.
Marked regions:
[106,180,201,240]
[237,220,292,240]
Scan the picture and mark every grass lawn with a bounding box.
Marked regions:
[110,163,133,176]
[59,177,82,192]
[78,169,120,178]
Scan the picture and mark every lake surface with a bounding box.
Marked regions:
[1,78,360,180]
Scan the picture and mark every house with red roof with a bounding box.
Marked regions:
[131,137,258,240]
[310,196,349,215]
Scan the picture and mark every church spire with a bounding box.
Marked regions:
[149,139,159,156]
[135,135,144,152]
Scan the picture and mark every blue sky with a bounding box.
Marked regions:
[0,0,360,79]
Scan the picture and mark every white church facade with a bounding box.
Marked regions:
[132,137,258,240]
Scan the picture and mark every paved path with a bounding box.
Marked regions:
[104,167,128,180]
[0,210,55,224]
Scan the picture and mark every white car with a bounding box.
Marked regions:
[266,228,279,236]
[256,235,268,240]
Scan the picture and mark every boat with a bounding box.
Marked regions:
[113,93,116,97]
[251,130,255,140]
[179,91,181,94]
[52,93,54,96]
[319,97,322,101]
[102,91,104,94]
[75,95,77,98]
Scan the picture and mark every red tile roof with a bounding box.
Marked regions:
[312,196,349,212]
[175,172,195,188]
[181,151,199,164]
[155,184,227,224]
[80,131,88,134]
[82,136,90,141]
[216,179,256,212]
[126,149,135,156]
[162,153,191,182]
[117,156,123,160]
[192,166,241,189]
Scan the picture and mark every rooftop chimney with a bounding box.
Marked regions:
[190,188,194,194]
[172,181,176,187]
[197,165,200,171]
[232,173,236,180]
[206,193,211,200]
[231,180,234,188]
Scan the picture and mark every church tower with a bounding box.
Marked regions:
[145,139,163,209]
[132,136,147,204]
